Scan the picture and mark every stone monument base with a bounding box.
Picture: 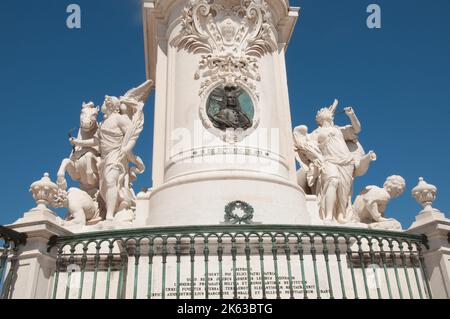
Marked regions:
[143,172,310,226]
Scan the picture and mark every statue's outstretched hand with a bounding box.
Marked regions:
[344,107,354,116]
[69,137,78,146]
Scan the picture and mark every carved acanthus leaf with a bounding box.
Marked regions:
[170,0,277,95]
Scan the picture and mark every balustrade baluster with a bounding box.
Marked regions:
[409,242,424,299]
[258,235,267,299]
[244,236,252,299]
[346,237,359,299]
[322,236,334,299]
[334,237,346,299]
[399,241,413,299]
[79,244,88,299]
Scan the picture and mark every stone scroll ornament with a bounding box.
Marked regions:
[171,0,277,97]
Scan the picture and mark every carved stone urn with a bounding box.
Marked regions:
[29,173,59,210]
[412,177,438,214]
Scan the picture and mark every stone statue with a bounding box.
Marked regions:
[294,99,377,224]
[293,125,323,190]
[57,102,101,193]
[70,80,152,223]
[55,102,104,226]
[53,187,99,226]
[351,175,405,230]
[208,86,253,131]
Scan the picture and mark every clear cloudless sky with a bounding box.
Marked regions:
[0,0,449,228]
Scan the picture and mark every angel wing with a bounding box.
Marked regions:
[119,80,153,169]
[122,80,154,105]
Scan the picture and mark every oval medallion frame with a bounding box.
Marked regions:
[199,81,260,143]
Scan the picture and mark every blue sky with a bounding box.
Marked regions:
[0,0,448,228]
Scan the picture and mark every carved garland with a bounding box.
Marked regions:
[171,0,278,96]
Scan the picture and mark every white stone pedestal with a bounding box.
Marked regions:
[408,210,450,299]
[7,207,72,299]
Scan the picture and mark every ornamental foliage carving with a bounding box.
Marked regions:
[171,0,278,96]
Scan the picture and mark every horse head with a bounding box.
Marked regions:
[80,102,99,133]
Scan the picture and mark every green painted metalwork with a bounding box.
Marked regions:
[321,236,334,299]
[357,238,370,299]
[49,224,426,243]
[104,242,114,299]
[147,239,154,299]
[399,244,413,299]
[379,241,393,299]
[417,245,433,299]
[224,201,255,225]
[346,237,359,299]
[367,240,381,299]
[65,245,76,299]
[46,224,431,300]
[52,247,63,299]
[203,237,210,299]
[217,238,224,299]
[117,242,127,299]
[134,242,141,299]
[231,237,238,299]
[258,236,267,299]
[0,241,10,294]
[334,237,346,299]
[408,242,424,299]
[310,237,321,299]
[1,245,19,299]
[189,238,195,299]
[389,241,403,299]
[297,238,308,299]
[271,237,281,299]
[175,238,181,299]
[161,237,168,300]
[91,242,101,299]
[79,245,88,299]
[244,237,252,299]
[284,237,294,299]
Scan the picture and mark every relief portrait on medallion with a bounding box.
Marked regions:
[206,85,254,131]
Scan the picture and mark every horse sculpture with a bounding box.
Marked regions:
[57,102,100,193]
[55,102,104,226]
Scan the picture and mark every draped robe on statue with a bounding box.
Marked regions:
[97,125,129,208]
[311,125,360,221]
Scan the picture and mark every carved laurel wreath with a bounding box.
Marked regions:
[224,200,255,225]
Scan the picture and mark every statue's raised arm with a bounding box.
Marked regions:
[295,98,377,225]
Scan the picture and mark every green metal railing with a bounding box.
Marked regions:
[0,226,27,299]
[48,225,432,300]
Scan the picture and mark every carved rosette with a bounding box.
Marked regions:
[171,0,278,97]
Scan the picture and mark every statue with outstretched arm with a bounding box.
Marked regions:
[70,80,152,222]
[306,99,376,224]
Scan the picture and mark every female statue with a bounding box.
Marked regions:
[295,99,376,224]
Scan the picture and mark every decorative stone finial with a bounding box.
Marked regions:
[29,172,59,209]
[412,177,438,213]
